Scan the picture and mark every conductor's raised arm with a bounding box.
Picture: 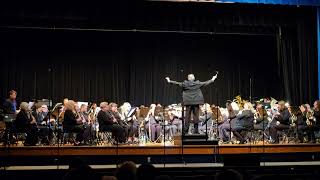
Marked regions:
[165,77,182,86]
[200,74,218,86]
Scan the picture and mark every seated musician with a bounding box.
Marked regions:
[119,102,138,143]
[269,101,291,143]
[231,102,254,144]
[253,104,269,131]
[15,102,38,146]
[79,104,91,125]
[198,103,214,134]
[32,103,48,124]
[290,106,306,143]
[97,102,126,143]
[79,104,96,143]
[313,100,320,133]
[218,100,237,142]
[59,98,69,116]
[164,108,182,140]
[32,103,51,144]
[145,104,161,142]
[110,103,129,142]
[62,100,85,145]
[302,103,317,143]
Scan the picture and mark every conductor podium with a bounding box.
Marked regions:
[182,134,218,145]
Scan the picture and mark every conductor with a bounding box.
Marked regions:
[165,73,218,134]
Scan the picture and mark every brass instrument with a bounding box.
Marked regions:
[233,95,248,110]
[87,104,97,125]
[290,114,297,127]
[288,106,300,127]
[306,110,314,126]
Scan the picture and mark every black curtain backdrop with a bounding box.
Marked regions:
[0,2,318,106]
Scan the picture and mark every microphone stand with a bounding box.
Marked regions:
[181,102,185,164]
[48,67,60,171]
[205,107,208,140]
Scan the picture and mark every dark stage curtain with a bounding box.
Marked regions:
[276,10,318,105]
[0,2,318,106]
[0,30,280,106]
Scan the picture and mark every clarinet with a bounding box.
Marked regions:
[106,111,119,124]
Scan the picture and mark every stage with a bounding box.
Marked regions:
[2,143,320,180]
[2,143,320,167]
[1,143,320,156]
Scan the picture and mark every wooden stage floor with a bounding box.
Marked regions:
[1,143,320,156]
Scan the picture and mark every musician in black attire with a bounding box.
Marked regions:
[32,103,50,144]
[97,102,126,143]
[231,102,254,144]
[109,103,129,141]
[291,106,307,143]
[15,102,38,146]
[313,100,320,130]
[32,103,47,124]
[62,100,84,145]
[253,104,269,131]
[300,104,316,143]
[166,73,217,134]
[270,101,291,143]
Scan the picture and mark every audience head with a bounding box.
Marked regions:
[137,163,158,180]
[154,175,172,180]
[115,161,137,180]
[64,158,97,180]
[215,169,243,180]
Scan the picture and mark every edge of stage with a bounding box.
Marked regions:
[2,143,320,167]
[1,143,320,156]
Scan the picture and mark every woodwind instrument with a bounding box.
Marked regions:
[139,107,150,128]
[211,106,223,124]
[106,110,119,124]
